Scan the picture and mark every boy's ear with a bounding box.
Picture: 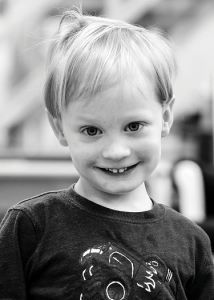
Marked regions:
[161,97,175,137]
[46,110,68,147]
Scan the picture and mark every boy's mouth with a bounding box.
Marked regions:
[98,163,138,174]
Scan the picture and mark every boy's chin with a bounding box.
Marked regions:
[96,181,144,196]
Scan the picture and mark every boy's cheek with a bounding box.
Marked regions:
[138,140,162,162]
[69,138,161,161]
[70,150,94,168]
[138,136,161,152]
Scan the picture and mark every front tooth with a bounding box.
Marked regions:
[107,168,127,173]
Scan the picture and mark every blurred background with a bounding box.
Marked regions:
[0,0,214,246]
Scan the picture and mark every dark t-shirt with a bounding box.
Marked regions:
[0,186,213,299]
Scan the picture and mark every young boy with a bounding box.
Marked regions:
[0,6,213,300]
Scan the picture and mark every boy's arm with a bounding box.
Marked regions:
[0,208,37,299]
[187,239,214,300]
[190,259,214,300]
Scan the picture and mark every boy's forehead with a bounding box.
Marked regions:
[75,67,156,106]
[63,75,159,120]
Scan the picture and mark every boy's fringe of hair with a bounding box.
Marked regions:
[44,4,178,119]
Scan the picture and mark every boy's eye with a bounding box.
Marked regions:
[82,127,102,136]
[125,122,143,132]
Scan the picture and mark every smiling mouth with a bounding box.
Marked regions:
[98,163,138,174]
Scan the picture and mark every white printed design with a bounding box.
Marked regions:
[79,243,175,300]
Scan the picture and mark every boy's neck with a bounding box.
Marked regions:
[74,181,153,213]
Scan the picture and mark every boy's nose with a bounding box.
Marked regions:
[102,142,131,161]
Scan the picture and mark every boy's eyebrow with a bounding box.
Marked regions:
[72,110,153,122]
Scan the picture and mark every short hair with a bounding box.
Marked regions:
[44,6,178,119]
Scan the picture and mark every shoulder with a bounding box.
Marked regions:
[7,189,74,233]
[13,189,68,208]
[161,204,211,247]
[11,189,66,214]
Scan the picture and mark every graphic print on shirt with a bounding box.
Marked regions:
[79,242,176,300]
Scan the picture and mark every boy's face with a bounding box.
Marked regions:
[50,77,173,199]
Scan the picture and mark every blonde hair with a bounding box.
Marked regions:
[44,6,178,119]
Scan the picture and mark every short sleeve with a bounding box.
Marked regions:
[191,258,214,299]
[0,208,38,299]
[187,235,214,300]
